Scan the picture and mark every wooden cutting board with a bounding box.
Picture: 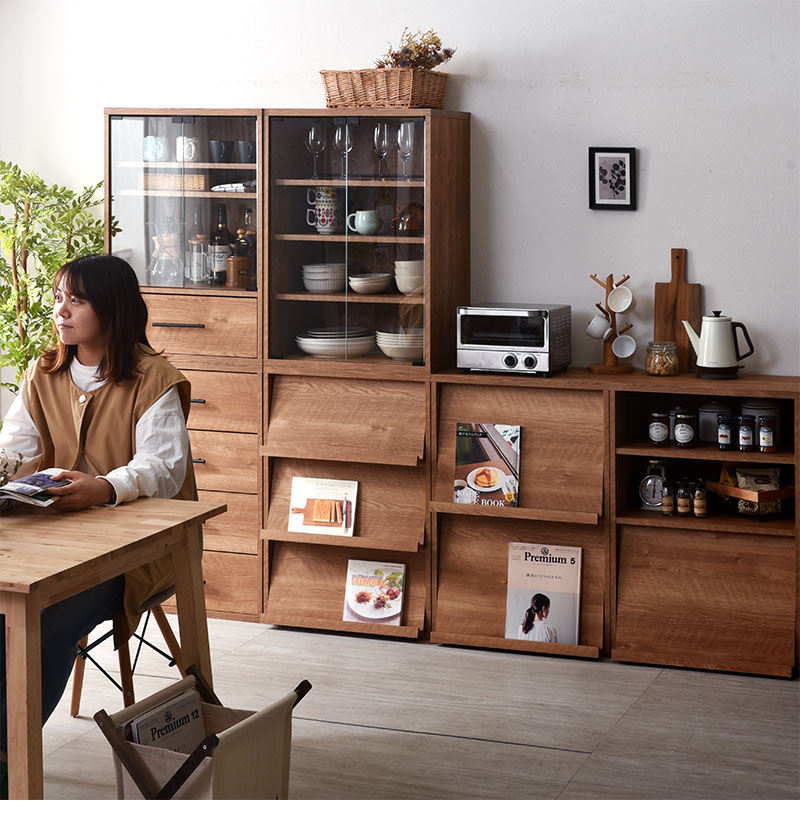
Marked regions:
[291,499,346,527]
[653,248,702,372]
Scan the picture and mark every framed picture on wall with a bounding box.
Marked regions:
[589,147,637,210]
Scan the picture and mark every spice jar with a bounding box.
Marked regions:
[738,414,756,451]
[717,413,735,451]
[649,411,670,447]
[674,411,697,448]
[660,479,675,516]
[758,415,777,453]
[676,480,693,516]
[693,481,708,518]
[645,341,679,376]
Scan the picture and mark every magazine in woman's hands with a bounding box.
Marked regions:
[0,467,72,507]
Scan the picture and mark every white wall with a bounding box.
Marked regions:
[1,0,798,416]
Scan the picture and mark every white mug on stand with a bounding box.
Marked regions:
[612,333,636,359]
[586,314,613,340]
[607,284,636,313]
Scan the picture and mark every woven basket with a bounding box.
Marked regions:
[320,68,448,109]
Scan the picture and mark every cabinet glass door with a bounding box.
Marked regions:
[109,113,259,290]
[268,114,426,364]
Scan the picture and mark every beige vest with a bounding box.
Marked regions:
[23,347,199,641]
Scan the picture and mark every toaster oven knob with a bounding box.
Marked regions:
[502,354,518,368]
[523,355,538,369]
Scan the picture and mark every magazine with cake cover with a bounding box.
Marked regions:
[342,559,406,625]
[0,467,72,507]
[504,542,582,645]
[128,689,206,754]
[454,423,520,507]
[288,476,358,537]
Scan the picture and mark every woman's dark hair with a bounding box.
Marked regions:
[521,593,551,634]
[41,254,153,381]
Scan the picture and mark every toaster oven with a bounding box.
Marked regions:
[456,303,571,375]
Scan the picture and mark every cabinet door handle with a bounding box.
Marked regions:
[192,458,207,464]
[152,322,206,329]
[190,398,206,404]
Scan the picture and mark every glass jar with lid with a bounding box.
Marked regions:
[645,341,679,376]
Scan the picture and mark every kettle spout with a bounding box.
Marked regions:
[682,320,700,353]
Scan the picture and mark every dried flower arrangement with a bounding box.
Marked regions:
[375,28,456,71]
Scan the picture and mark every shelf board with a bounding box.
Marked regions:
[610,646,792,677]
[274,177,424,188]
[616,440,795,464]
[275,292,423,304]
[430,631,600,659]
[119,161,257,170]
[274,233,424,243]
[118,189,257,199]
[263,529,422,552]
[615,509,795,536]
[270,353,425,369]
[264,612,422,638]
[430,501,599,525]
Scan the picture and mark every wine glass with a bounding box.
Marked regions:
[305,125,326,179]
[397,122,415,181]
[373,123,391,180]
[333,123,353,180]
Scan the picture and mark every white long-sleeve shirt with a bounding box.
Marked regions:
[0,358,188,505]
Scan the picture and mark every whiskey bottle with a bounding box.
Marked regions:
[209,204,234,285]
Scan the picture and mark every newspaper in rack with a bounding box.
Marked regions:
[129,690,206,754]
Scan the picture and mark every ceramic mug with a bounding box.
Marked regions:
[347,210,382,236]
[306,187,338,206]
[209,139,234,163]
[176,136,198,163]
[306,202,338,234]
[143,136,168,162]
[586,314,613,340]
[607,284,636,314]
[237,140,256,162]
[612,333,636,359]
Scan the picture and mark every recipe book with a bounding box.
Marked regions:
[454,423,520,507]
[288,476,358,536]
[504,542,582,645]
[342,560,406,626]
[0,468,71,507]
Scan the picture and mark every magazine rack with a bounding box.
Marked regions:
[94,665,311,800]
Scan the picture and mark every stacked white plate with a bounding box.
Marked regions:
[349,273,392,294]
[376,329,425,360]
[296,325,376,358]
[394,260,424,294]
[302,263,346,292]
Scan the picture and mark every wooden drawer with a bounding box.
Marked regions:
[199,491,259,554]
[183,369,259,433]
[202,551,261,616]
[144,293,258,358]
[189,430,259,493]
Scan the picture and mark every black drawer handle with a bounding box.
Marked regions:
[192,458,207,464]
[190,398,206,404]
[152,322,206,329]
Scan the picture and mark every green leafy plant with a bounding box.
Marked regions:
[0,161,117,394]
[375,28,456,70]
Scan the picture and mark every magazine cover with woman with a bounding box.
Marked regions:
[504,541,582,645]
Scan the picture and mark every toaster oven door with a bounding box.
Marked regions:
[459,311,548,350]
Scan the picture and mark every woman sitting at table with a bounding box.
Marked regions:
[0,253,197,796]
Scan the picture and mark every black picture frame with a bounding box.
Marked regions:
[589,147,637,210]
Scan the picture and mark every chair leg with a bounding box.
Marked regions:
[117,638,136,707]
[152,606,186,677]
[70,636,89,717]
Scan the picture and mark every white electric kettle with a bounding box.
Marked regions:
[682,311,754,379]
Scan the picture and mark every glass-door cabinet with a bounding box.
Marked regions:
[268,112,432,366]
[106,110,259,291]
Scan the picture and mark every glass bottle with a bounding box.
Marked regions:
[649,411,670,447]
[738,414,756,452]
[242,207,257,286]
[676,480,692,517]
[693,481,708,518]
[674,412,698,448]
[717,413,735,451]
[645,341,679,376]
[758,415,777,453]
[209,204,234,285]
[660,479,675,516]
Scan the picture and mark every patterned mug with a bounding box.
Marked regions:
[307,202,338,234]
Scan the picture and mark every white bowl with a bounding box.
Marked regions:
[302,263,346,274]
[394,269,424,277]
[395,278,424,294]
[376,329,424,343]
[376,340,424,360]
[297,334,376,357]
[394,260,424,269]
[302,277,346,292]
[349,274,392,294]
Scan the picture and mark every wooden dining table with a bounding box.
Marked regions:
[0,497,225,799]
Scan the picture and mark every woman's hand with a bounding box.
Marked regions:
[47,470,114,512]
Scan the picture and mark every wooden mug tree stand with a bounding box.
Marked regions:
[588,273,634,375]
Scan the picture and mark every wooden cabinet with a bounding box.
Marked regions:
[262,109,470,638]
[106,109,263,621]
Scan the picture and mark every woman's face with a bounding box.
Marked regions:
[53,281,105,362]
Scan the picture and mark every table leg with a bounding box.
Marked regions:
[2,591,43,799]
[171,528,213,688]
